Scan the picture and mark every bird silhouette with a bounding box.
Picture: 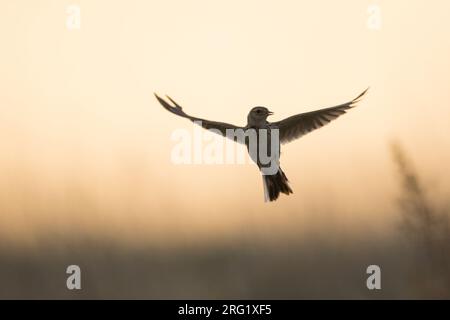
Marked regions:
[155,88,368,202]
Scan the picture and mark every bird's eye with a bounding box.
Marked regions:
[256,110,262,114]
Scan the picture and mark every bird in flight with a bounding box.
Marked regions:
[155,88,368,202]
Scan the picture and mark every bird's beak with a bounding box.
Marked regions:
[268,111,274,116]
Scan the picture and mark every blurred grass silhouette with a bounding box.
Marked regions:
[391,142,450,297]
[0,143,449,299]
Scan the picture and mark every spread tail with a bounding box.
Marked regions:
[262,167,293,202]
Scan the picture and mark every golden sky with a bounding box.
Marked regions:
[1,0,450,245]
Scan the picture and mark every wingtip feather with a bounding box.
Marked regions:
[350,87,370,106]
[165,95,182,109]
[154,92,165,103]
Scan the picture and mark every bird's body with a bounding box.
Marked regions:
[243,107,290,201]
[244,108,276,169]
[155,89,368,202]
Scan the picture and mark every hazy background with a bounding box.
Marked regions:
[0,0,449,298]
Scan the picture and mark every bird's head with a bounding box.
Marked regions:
[248,106,274,126]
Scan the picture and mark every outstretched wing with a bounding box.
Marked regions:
[154,93,244,139]
[271,88,369,144]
